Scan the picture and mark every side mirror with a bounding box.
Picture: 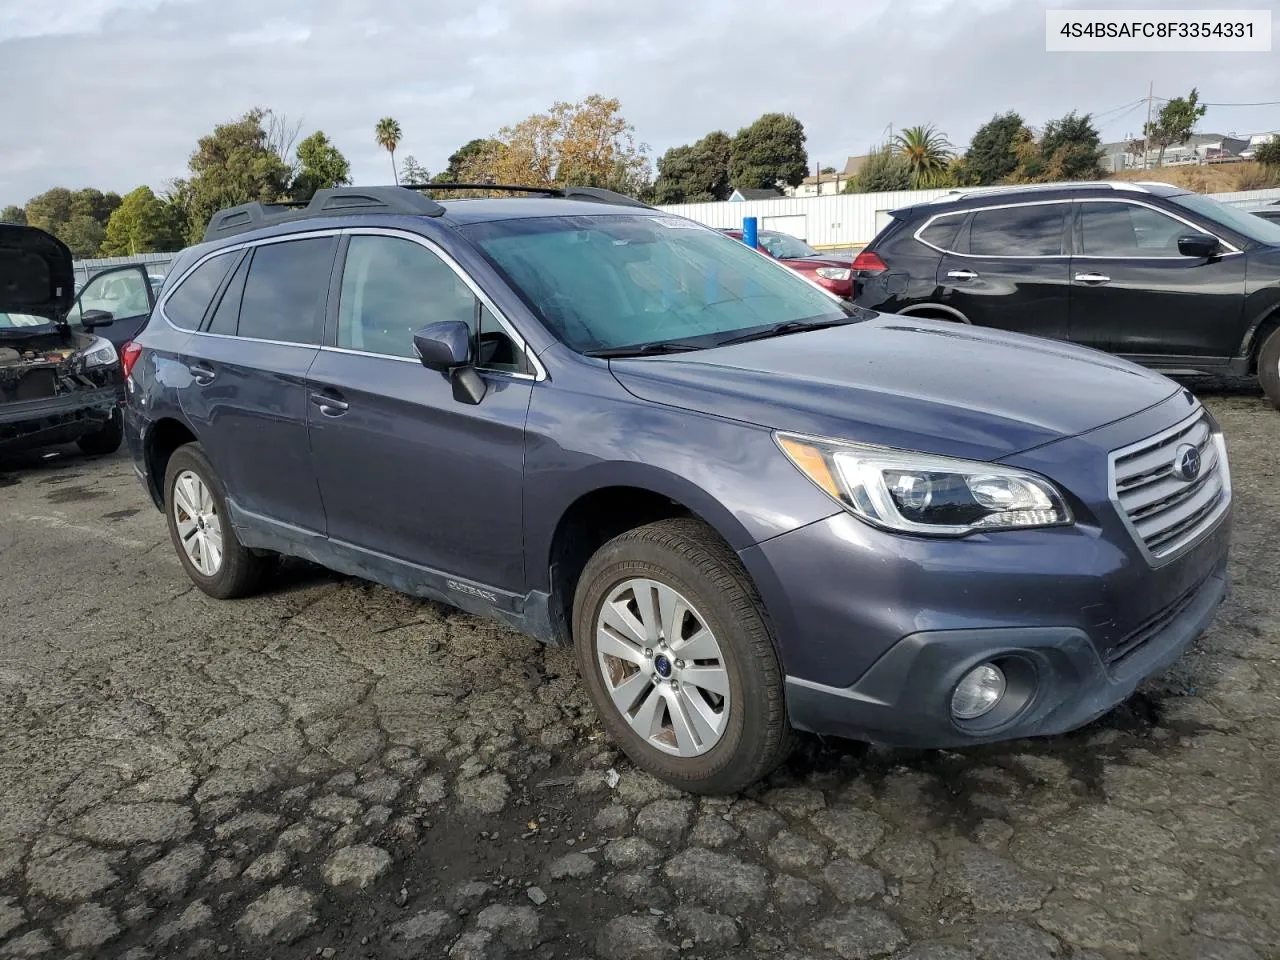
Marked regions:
[81,309,114,330]
[412,319,487,406]
[1178,233,1220,259]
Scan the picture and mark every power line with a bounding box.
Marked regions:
[1153,97,1280,107]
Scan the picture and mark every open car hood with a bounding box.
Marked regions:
[0,224,75,323]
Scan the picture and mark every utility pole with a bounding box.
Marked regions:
[1142,81,1153,170]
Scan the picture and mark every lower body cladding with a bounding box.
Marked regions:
[740,501,1231,750]
[0,387,122,452]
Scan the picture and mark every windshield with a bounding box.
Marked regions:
[463,214,849,352]
[0,312,53,329]
[759,232,820,259]
[1171,194,1280,246]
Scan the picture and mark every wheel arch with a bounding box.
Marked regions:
[142,415,199,510]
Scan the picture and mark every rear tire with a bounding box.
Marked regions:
[76,408,123,456]
[163,443,268,599]
[1258,326,1280,410]
[572,518,794,794]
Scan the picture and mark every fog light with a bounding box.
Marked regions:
[951,663,1006,720]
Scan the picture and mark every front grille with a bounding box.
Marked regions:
[1110,409,1230,564]
[1103,577,1202,667]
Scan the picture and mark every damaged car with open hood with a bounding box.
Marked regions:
[1,223,126,455]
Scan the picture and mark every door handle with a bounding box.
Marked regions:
[1074,272,1111,285]
[310,392,349,417]
[946,269,978,281]
[186,362,215,385]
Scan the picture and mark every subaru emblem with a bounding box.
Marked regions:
[1172,443,1201,482]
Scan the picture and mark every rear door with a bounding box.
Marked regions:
[69,265,156,348]
[1068,199,1248,358]
[176,234,336,534]
[305,230,534,592]
[933,201,1072,340]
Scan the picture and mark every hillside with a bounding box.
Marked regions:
[1109,162,1279,194]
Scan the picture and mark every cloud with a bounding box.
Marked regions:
[1,0,1277,206]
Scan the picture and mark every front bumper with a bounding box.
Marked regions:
[0,387,120,452]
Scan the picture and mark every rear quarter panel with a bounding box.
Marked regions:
[853,217,944,311]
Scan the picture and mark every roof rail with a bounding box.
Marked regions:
[203,186,446,242]
[202,183,655,242]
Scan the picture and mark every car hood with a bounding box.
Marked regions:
[0,224,74,323]
[608,315,1181,461]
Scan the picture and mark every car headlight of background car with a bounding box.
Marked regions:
[80,336,119,369]
[814,267,852,281]
[776,432,1072,536]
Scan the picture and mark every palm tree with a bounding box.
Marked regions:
[375,117,403,185]
[893,124,954,188]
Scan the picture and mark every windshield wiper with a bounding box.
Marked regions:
[715,316,859,347]
[582,340,707,358]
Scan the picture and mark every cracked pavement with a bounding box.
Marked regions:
[0,385,1277,960]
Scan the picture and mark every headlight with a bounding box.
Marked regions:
[81,336,118,369]
[776,432,1072,536]
[814,267,852,281]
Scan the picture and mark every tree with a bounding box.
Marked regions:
[434,138,494,183]
[1144,88,1207,166]
[375,117,403,185]
[963,111,1026,185]
[652,131,732,203]
[0,205,24,224]
[728,113,808,191]
[893,124,954,188]
[58,215,107,258]
[22,187,121,255]
[101,186,184,256]
[290,131,352,200]
[1256,139,1280,167]
[182,108,294,242]
[1009,111,1103,183]
[457,95,651,196]
[399,155,430,185]
[843,144,911,193]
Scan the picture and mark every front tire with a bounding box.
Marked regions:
[163,443,268,599]
[572,518,793,794]
[1258,326,1280,410]
[76,408,123,456]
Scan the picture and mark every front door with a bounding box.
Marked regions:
[176,235,336,534]
[70,265,156,348]
[1068,199,1248,359]
[934,200,1072,340]
[306,231,533,592]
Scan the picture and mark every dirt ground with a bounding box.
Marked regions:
[0,379,1277,960]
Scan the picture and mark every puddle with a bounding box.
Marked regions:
[101,508,141,521]
[46,485,107,504]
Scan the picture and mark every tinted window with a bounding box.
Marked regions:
[968,204,1066,256]
[164,253,236,329]
[338,235,477,359]
[464,215,850,353]
[1172,193,1280,245]
[477,303,526,373]
[918,213,965,251]
[1079,202,1187,257]
[238,238,335,344]
[205,253,249,335]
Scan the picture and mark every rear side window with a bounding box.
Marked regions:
[238,237,336,344]
[164,252,236,329]
[205,253,250,335]
[968,204,1067,257]
[917,213,965,252]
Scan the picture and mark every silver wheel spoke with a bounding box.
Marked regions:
[173,470,224,577]
[663,687,701,754]
[681,664,730,697]
[608,669,652,716]
[629,684,666,741]
[600,600,649,648]
[678,686,725,743]
[176,517,198,542]
[657,586,687,645]
[671,627,719,661]
[173,482,198,520]
[631,581,661,645]
[204,534,223,574]
[597,627,648,667]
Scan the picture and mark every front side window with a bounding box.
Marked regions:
[968,204,1067,257]
[463,214,851,353]
[1171,192,1280,245]
[238,237,335,344]
[163,252,237,330]
[70,268,151,327]
[1078,202,1188,257]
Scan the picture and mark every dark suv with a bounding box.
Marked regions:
[851,181,1280,407]
[125,184,1231,793]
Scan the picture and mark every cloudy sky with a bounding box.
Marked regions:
[1,0,1277,206]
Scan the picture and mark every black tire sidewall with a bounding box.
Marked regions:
[572,524,785,793]
[1259,327,1280,410]
[77,407,123,455]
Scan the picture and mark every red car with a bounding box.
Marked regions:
[720,229,854,299]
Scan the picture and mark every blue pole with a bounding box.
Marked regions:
[742,216,758,249]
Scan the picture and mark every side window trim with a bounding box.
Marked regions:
[1071,198,1241,259]
[320,227,545,381]
[197,249,250,332]
[915,200,1074,259]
